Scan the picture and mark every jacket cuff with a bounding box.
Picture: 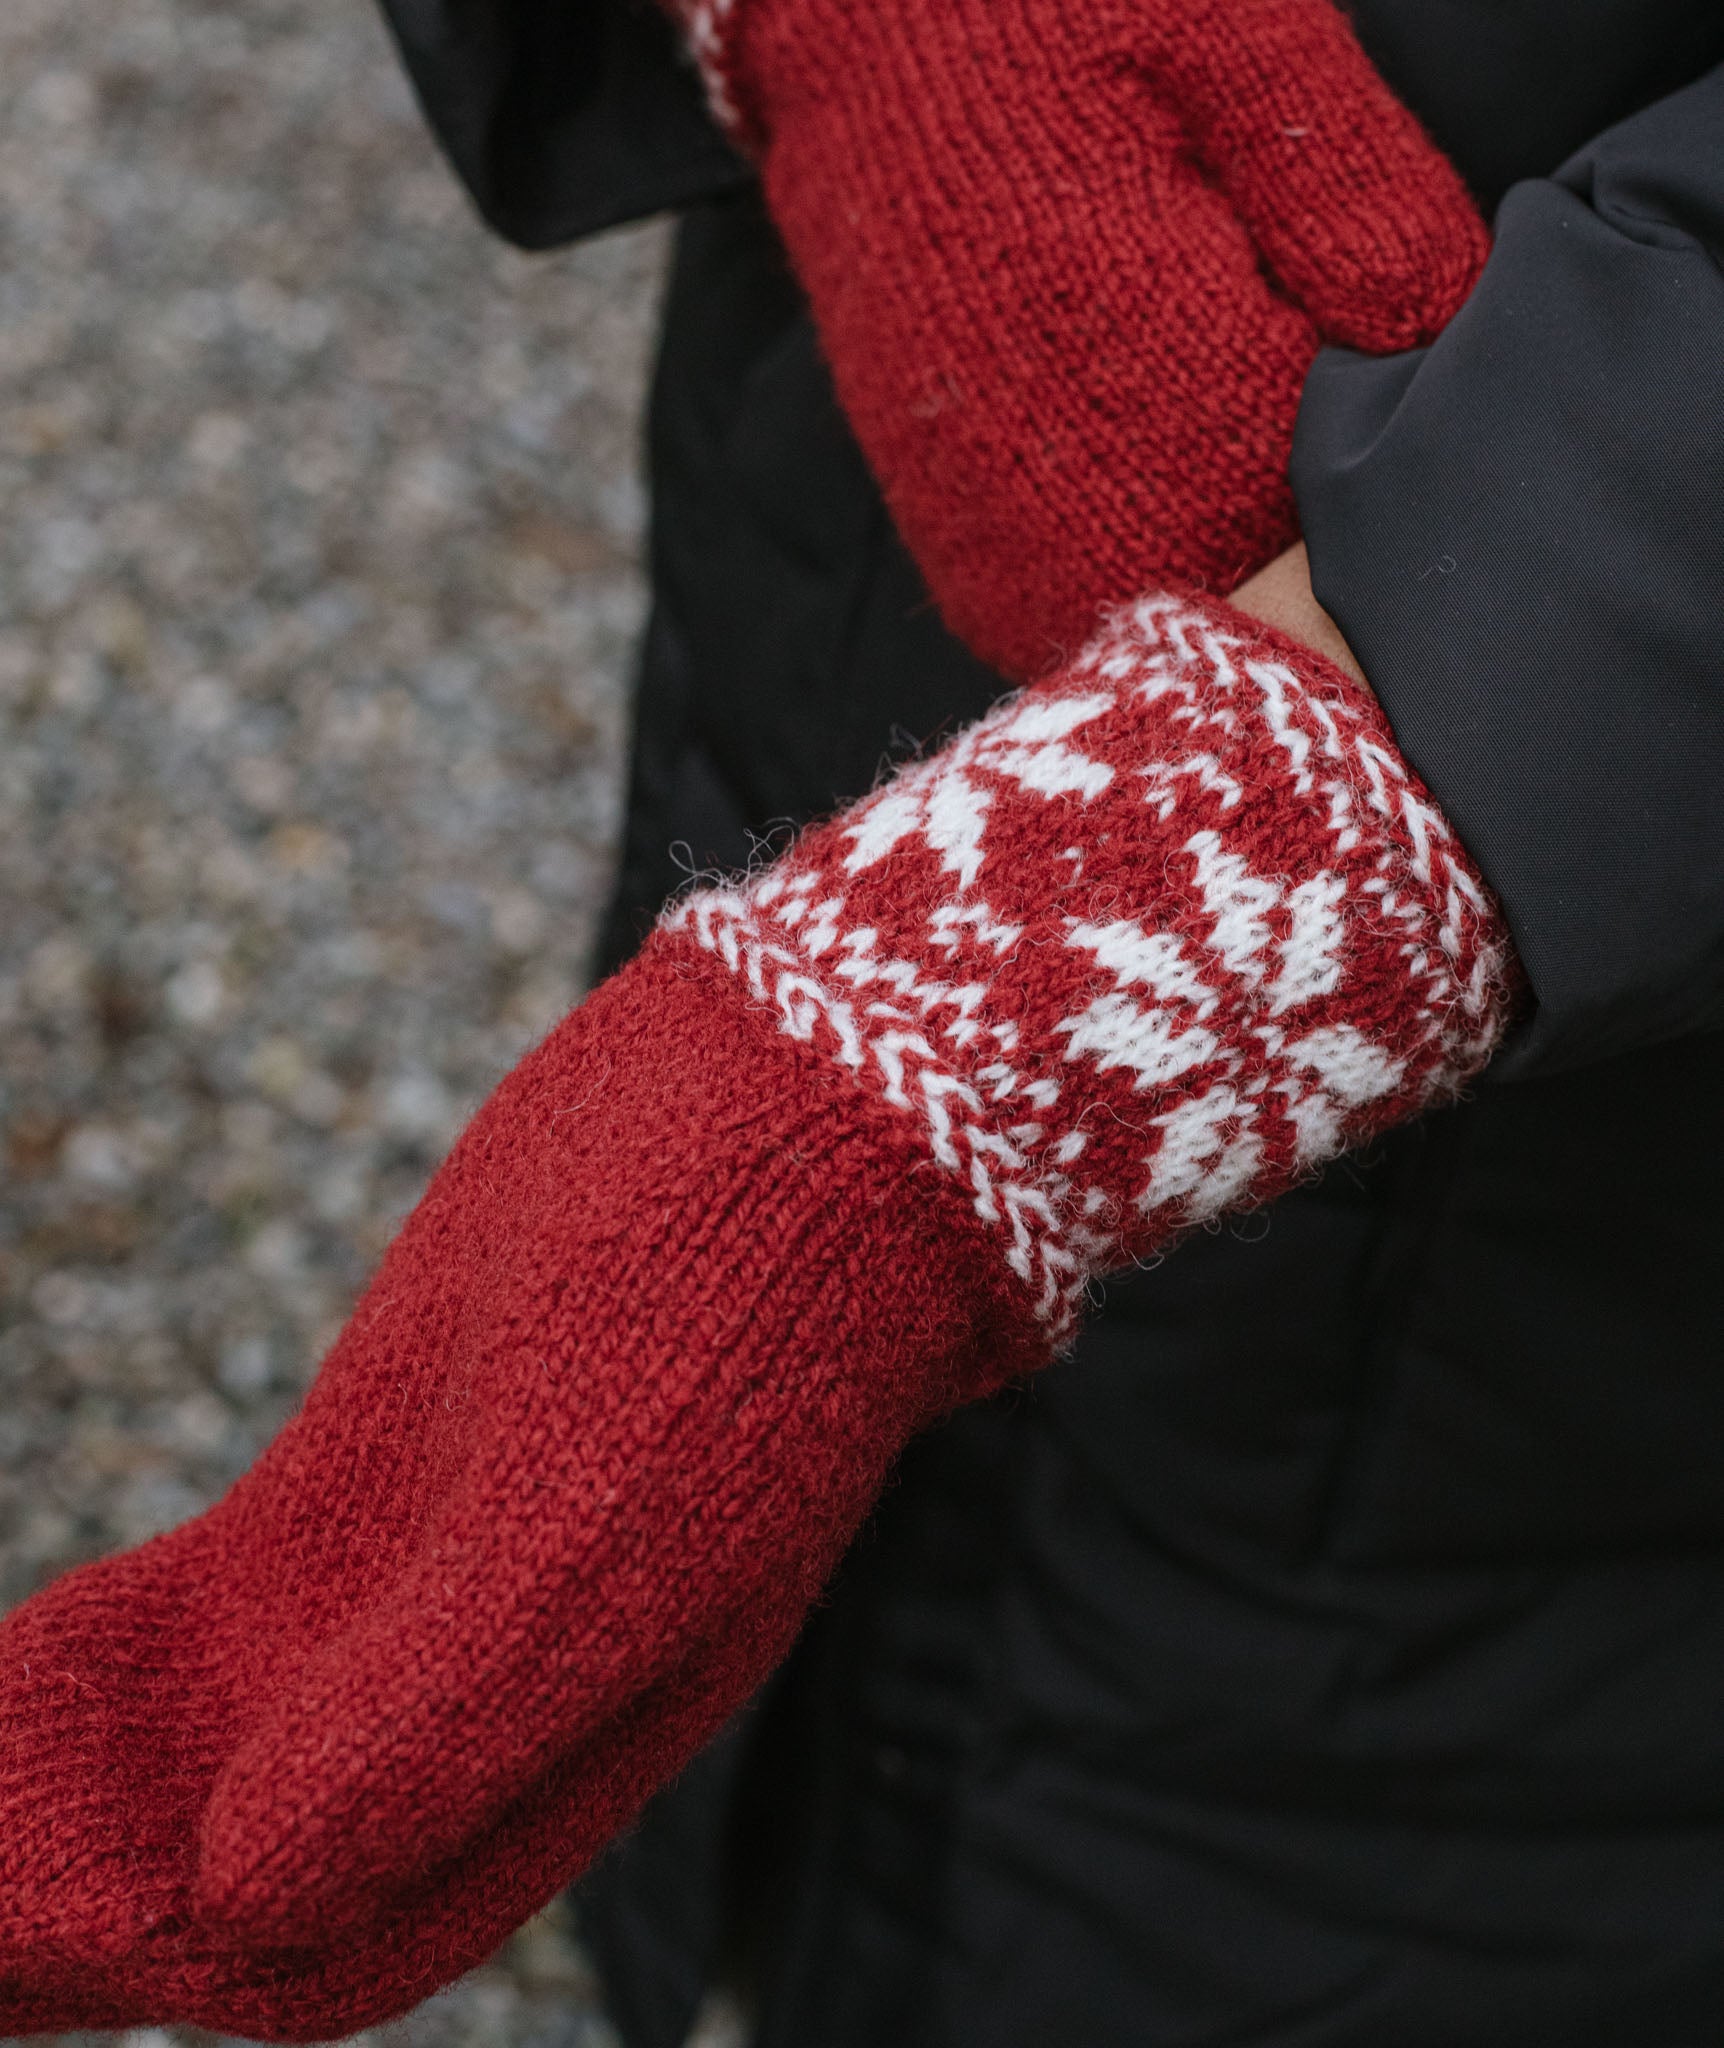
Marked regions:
[1291,65,1724,1078]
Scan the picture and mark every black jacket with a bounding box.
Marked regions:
[381,5,1724,2042]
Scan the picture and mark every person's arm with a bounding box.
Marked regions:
[1293,64,1724,1076]
[1230,541,1367,691]
[640,0,1487,678]
[0,580,1518,2040]
[381,0,1486,683]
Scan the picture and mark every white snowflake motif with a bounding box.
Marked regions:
[663,595,1513,1341]
[841,691,1117,891]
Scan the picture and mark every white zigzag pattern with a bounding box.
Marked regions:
[663,596,1508,1338]
[680,0,745,134]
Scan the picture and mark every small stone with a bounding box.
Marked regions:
[201,837,266,900]
[165,1390,234,1455]
[311,1160,369,1223]
[24,934,93,1011]
[46,651,106,713]
[27,67,97,128]
[165,957,227,1026]
[63,1121,141,1187]
[491,887,547,953]
[219,1333,275,1397]
[248,1036,309,1099]
[383,449,469,531]
[84,593,153,669]
[245,1218,307,1283]
[6,1107,71,1178]
[223,1098,280,1153]
[186,410,253,470]
[379,1068,455,1142]
[175,672,235,731]
[291,1067,348,1127]
[268,818,348,878]
[230,752,296,813]
[31,1270,90,1327]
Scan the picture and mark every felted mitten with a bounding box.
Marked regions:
[0,592,1517,2041]
[659,0,1488,675]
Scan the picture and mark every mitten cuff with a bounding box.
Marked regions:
[662,591,1520,1342]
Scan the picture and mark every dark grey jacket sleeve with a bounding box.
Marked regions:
[376,0,748,247]
[1293,66,1724,1078]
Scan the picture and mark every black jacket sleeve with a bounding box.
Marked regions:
[1293,65,1724,1079]
[376,0,749,248]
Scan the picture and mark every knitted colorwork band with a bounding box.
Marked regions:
[676,0,750,140]
[664,592,1516,1338]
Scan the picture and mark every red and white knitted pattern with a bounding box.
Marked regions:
[665,593,1516,1337]
[677,0,747,137]
[0,595,1518,2046]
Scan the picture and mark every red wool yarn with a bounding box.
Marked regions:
[665,0,1489,676]
[0,593,1517,2040]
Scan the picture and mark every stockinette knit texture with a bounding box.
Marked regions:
[665,0,1489,675]
[0,592,1517,2041]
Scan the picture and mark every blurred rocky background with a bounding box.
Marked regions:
[0,0,681,2038]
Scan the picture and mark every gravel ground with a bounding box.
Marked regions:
[0,0,683,2039]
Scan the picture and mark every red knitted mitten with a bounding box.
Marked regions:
[661,0,1488,675]
[0,595,1517,2040]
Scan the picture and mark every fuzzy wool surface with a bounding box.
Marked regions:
[668,0,1488,674]
[0,593,1516,2041]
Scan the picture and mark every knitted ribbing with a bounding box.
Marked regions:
[0,597,1517,2040]
[665,0,1488,676]
[1,965,1036,2038]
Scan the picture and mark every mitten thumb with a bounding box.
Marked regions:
[1145,0,1488,351]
